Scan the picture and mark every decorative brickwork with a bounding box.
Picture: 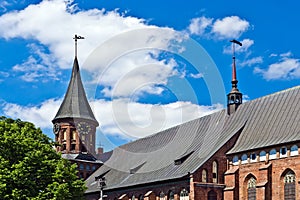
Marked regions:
[225,144,300,200]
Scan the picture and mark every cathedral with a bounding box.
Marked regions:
[53,39,300,200]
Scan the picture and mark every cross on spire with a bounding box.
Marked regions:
[73,34,85,57]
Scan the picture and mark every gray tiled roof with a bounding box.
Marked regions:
[86,108,248,192]
[52,57,98,125]
[62,153,103,164]
[227,85,300,154]
[85,85,300,193]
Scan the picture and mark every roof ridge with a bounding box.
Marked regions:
[246,85,300,103]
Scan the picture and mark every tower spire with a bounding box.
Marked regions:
[52,35,99,155]
[227,39,243,115]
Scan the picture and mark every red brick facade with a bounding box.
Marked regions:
[55,120,97,155]
[225,143,300,200]
[86,136,300,200]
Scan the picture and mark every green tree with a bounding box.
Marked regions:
[0,117,86,200]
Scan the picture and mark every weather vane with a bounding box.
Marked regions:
[73,34,85,57]
[230,39,242,59]
[230,39,242,81]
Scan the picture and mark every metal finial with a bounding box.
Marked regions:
[73,34,85,57]
[230,39,242,81]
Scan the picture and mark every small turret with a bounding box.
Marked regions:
[227,40,243,115]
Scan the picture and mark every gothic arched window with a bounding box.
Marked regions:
[247,177,256,200]
[290,145,298,156]
[250,153,257,162]
[202,169,207,183]
[284,170,296,200]
[280,146,287,158]
[259,151,266,161]
[180,189,189,200]
[241,154,248,164]
[269,149,277,160]
[233,155,239,165]
[212,161,218,183]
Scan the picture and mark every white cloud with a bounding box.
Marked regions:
[0,0,187,97]
[86,99,224,139]
[0,0,150,71]
[280,51,292,57]
[240,56,263,67]
[242,94,250,103]
[223,39,254,54]
[212,16,249,39]
[92,50,178,98]
[187,16,250,40]
[3,99,62,128]
[269,53,278,57]
[3,97,223,140]
[12,43,60,82]
[189,72,204,79]
[254,57,300,80]
[223,38,259,68]
[188,16,213,35]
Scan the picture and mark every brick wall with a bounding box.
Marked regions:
[225,144,300,200]
[191,131,241,200]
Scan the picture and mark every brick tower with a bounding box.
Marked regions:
[52,57,99,155]
[52,36,99,156]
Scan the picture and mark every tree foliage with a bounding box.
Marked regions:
[0,117,86,199]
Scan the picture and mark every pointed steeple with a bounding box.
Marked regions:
[52,57,98,125]
[227,40,243,115]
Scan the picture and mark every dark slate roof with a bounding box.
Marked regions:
[227,85,300,154]
[85,85,300,193]
[86,109,248,192]
[53,57,98,125]
[62,153,103,164]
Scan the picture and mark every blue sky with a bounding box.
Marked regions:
[0,0,299,151]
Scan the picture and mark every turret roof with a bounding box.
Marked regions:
[53,57,98,125]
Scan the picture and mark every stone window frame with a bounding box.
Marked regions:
[269,148,277,160]
[250,153,257,162]
[290,145,298,156]
[241,154,248,164]
[247,177,257,200]
[281,169,296,200]
[259,151,266,162]
[280,146,288,158]
[202,169,208,183]
[212,161,218,183]
[179,188,189,200]
[232,155,239,165]
[244,174,257,200]
[230,144,299,166]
